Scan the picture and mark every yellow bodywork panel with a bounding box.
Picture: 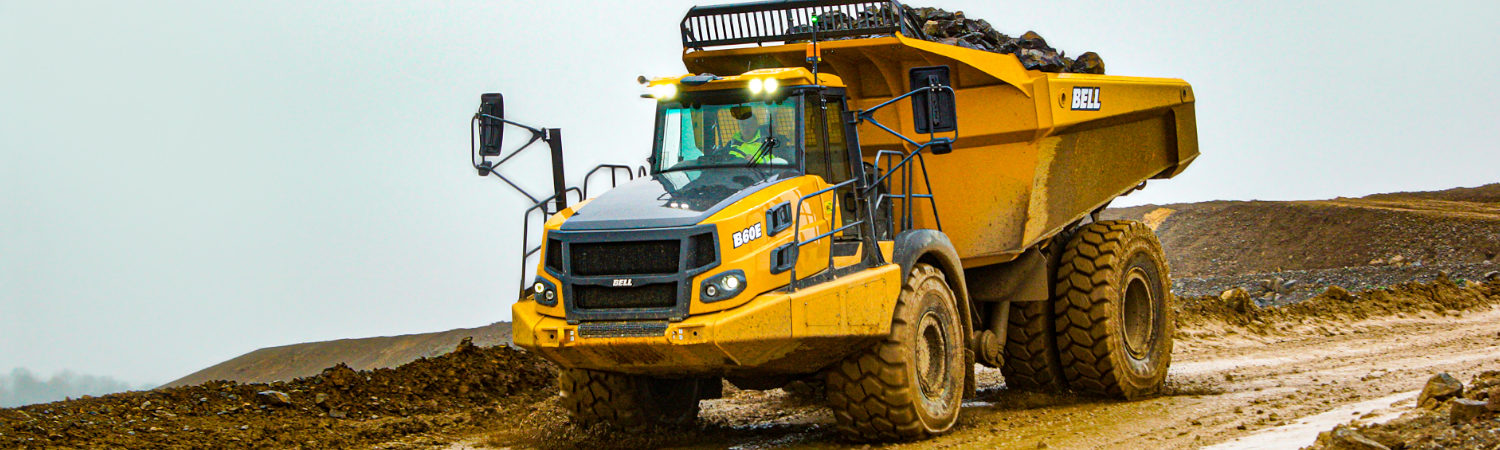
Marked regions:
[685,34,1198,269]
[528,174,847,320]
[513,263,901,376]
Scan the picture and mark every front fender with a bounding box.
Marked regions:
[892,229,977,396]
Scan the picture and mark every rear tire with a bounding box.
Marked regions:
[558,369,701,429]
[999,300,1066,392]
[1052,220,1173,399]
[826,263,964,441]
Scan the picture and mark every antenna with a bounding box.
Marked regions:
[808,13,821,81]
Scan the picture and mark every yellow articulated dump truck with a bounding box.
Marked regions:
[469,0,1196,441]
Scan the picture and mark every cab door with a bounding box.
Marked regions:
[804,94,880,254]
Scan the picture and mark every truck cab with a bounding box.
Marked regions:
[514,67,904,374]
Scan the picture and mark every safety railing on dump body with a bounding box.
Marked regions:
[680,0,923,50]
[786,177,866,291]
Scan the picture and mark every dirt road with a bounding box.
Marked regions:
[482,301,1500,449]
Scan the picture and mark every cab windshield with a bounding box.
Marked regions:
[653,96,800,173]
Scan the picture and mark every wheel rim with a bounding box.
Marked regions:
[915,310,949,399]
[1121,269,1156,359]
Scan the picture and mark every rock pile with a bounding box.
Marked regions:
[792,4,1105,74]
[1311,371,1500,449]
[902,6,1104,74]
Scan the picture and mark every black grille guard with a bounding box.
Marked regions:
[546,223,720,323]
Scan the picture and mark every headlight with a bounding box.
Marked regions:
[701,270,746,303]
[747,78,764,94]
[763,77,778,93]
[531,276,558,306]
[648,83,677,100]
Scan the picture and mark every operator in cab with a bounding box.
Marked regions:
[725,106,786,165]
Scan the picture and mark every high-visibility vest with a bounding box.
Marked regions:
[727,128,775,163]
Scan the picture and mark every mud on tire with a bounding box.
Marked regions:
[1053,220,1173,399]
[558,368,700,429]
[826,263,965,441]
[999,299,1065,392]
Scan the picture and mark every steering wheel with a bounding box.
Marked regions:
[700,144,739,163]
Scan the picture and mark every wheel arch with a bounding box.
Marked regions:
[892,230,977,367]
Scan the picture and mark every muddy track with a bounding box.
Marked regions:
[478,305,1500,449]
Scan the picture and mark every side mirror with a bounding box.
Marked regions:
[909,66,957,135]
[478,93,505,157]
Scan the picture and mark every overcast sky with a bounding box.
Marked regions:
[2,1,1497,386]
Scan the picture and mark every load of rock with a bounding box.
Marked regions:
[901,6,1104,74]
[791,4,1105,74]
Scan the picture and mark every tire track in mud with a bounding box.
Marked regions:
[472,300,1500,449]
[578,306,1500,449]
[875,306,1500,449]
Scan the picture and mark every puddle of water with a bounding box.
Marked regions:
[1170,355,1304,376]
[1202,390,1416,450]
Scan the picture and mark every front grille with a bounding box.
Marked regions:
[574,283,677,309]
[571,240,680,276]
[578,321,670,338]
[689,233,715,269]
[545,239,562,272]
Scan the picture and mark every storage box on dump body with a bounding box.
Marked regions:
[685,34,1198,269]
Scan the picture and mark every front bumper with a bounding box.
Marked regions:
[512,264,901,377]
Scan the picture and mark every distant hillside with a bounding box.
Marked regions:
[164,322,510,388]
[1362,183,1500,204]
[1105,183,1500,277]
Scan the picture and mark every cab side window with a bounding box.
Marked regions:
[804,97,851,185]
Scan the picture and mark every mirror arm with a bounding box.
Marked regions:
[477,113,547,136]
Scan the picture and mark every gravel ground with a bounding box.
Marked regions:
[1173,261,1499,306]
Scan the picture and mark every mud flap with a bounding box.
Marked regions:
[964,348,977,398]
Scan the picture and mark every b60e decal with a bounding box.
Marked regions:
[731,223,763,248]
[1071,87,1101,111]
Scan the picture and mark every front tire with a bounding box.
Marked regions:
[1052,220,1173,399]
[558,369,701,429]
[826,263,965,441]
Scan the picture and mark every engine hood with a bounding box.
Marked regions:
[559,167,799,231]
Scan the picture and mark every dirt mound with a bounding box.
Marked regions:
[0,339,555,449]
[1308,371,1500,449]
[165,322,511,388]
[1175,276,1500,337]
[1105,192,1500,278]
